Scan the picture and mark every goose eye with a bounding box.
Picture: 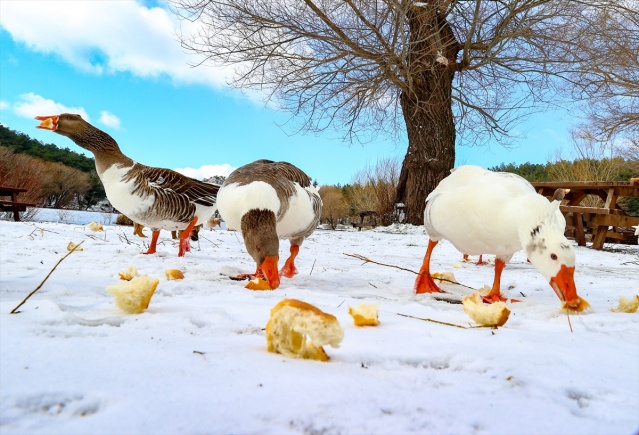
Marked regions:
[550,253,558,260]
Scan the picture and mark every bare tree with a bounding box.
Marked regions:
[349,157,400,224]
[318,185,350,230]
[0,146,47,205]
[565,3,639,144]
[172,0,636,224]
[40,162,91,209]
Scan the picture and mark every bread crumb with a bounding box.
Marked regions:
[118,266,140,281]
[165,269,185,280]
[611,295,639,313]
[67,242,83,252]
[430,271,457,284]
[245,277,272,290]
[86,222,103,232]
[106,276,159,314]
[348,304,380,326]
[462,292,510,327]
[266,299,343,362]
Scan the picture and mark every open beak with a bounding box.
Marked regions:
[260,255,280,290]
[549,264,588,311]
[35,115,59,131]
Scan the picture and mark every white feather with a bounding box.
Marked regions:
[99,164,154,217]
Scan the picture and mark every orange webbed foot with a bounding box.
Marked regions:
[279,263,297,278]
[481,294,520,304]
[178,239,191,257]
[414,274,444,294]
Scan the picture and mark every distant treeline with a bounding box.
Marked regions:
[0,124,106,209]
[0,124,96,173]
[489,161,637,183]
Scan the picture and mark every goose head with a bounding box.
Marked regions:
[37,113,85,139]
[36,113,119,154]
[241,209,280,289]
[524,201,587,311]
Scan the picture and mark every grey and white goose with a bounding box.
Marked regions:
[36,113,219,257]
[216,159,322,289]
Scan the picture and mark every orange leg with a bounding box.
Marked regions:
[481,258,520,303]
[178,217,198,257]
[143,230,160,255]
[279,244,299,278]
[133,223,147,238]
[475,254,488,265]
[414,239,443,294]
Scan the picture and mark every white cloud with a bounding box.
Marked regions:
[0,100,9,111]
[174,164,236,180]
[0,1,231,88]
[13,93,90,121]
[100,111,121,129]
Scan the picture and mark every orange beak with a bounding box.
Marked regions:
[35,115,59,130]
[260,255,280,290]
[549,265,580,309]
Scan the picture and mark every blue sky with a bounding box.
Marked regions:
[0,0,575,186]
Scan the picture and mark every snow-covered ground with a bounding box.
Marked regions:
[1,210,637,434]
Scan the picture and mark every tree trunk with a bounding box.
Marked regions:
[395,6,458,225]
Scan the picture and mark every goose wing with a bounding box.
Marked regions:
[128,165,219,207]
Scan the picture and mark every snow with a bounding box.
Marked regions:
[1,210,638,435]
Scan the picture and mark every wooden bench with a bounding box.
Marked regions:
[352,210,378,231]
[0,187,37,222]
[533,180,639,249]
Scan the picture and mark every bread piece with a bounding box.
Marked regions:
[106,276,159,314]
[430,271,457,284]
[348,303,380,326]
[245,277,273,290]
[611,295,639,313]
[266,299,344,362]
[86,222,103,232]
[463,292,510,327]
[165,269,185,280]
[118,266,140,281]
[38,117,54,129]
[66,241,83,252]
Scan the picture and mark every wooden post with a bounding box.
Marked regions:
[11,191,20,222]
[574,212,586,246]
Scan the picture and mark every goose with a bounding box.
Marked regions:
[216,159,322,289]
[415,165,588,311]
[36,114,219,257]
[462,254,487,265]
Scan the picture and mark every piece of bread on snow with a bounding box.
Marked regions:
[118,265,140,281]
[430,271,457,284]
[266,299,344,362]
[611,295,639,313]
[165,269,185,280]
[106,276,159,314]
[245,277,272,290]
[86,222,103,232]
[348,303,380,326]
[463,292,510,327]
[66,241,83,252]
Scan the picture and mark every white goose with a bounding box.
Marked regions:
[415,165,588,310]
[217,159,322,289]
[36,114,219,257]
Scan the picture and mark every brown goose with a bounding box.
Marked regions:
[36,113,219,257]
[216,159,322,289]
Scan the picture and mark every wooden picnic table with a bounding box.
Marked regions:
[0,186,36,222]
[532,180,639,249]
